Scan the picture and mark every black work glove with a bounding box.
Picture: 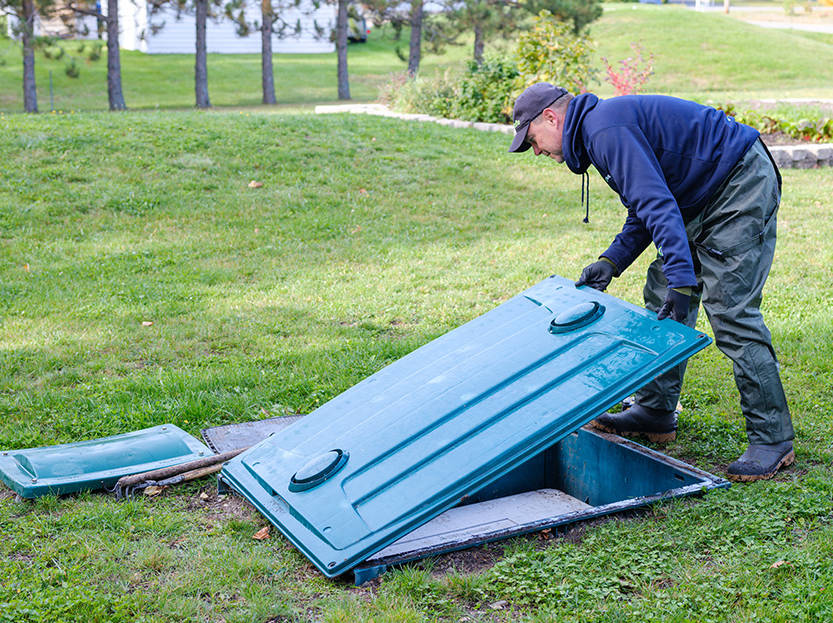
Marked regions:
[575,259,617,291]
[657,288,690,323]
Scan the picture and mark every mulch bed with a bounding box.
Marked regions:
[760,132,825,147]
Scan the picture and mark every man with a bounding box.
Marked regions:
[509,82,794,482]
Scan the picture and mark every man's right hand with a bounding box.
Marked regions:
[575,259,617,291]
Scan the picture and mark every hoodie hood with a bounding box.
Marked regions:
[562,93,600,175]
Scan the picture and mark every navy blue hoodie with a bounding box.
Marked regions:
[562,94,759,289]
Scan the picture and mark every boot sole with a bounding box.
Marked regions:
[590,420,677,443]
[726,449,796,483]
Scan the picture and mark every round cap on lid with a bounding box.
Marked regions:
[289,449,349,492]
[549,301,605,334]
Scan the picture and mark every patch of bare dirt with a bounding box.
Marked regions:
[427,541,508,577]
[760,131,817,147]
[184,485,257,522]
[7,551,34,563]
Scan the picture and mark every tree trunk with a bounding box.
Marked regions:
[407,0,422,76]
[336,0,350,100]
[260,0,276,105]
[473,22,484,65]
[195,0,211,108]
[21,0,38,113]
[106,0,126,110]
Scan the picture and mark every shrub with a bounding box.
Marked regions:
[86,41,103,62]
[74,41,104,62]
[65,57,80,78]
[382,57,520,124]
[381,70,459,119]
[383,12,601,126]
[383,17,602,126]
[524,0,604,34]
[716,103,833,142]
[514,10,598,95]
[377,71,409,108]
[453,56,519,124]
[43,44,66,60]
[601,43,654,96]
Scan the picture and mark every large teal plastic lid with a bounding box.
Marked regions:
[221,276,711,576]
[0,424,211,498]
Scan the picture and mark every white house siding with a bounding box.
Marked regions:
[7,0,334,53]
[6,5,121,41]
[117,0,335,54]
[5,14,48,37]
[74,14,102,39]
[118,0,150,52]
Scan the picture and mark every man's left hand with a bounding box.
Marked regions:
[657,288,690,323]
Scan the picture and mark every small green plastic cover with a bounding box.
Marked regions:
[221,276,711,576]
[0,424,211,498]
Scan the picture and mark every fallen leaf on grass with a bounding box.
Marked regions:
[489,600,508,610]
[253,526,270,540]
[358,188,369,196]
[169,537,187,549]
[770,560,791,569]
[144,485,165,497]
[248,180,264,188]
[199,491,209,501]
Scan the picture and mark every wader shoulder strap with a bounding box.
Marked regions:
[758,138,782,194]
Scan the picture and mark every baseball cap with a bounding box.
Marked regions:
[508,83,569,153]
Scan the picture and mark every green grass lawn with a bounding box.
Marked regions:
[2,4,833,620]
[0,28,470,113]
[592,5,833,101]
[2,110,833,622]
[3,4,833,113]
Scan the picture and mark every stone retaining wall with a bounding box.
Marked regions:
[769,144,833,169]
[315,104,833,169]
